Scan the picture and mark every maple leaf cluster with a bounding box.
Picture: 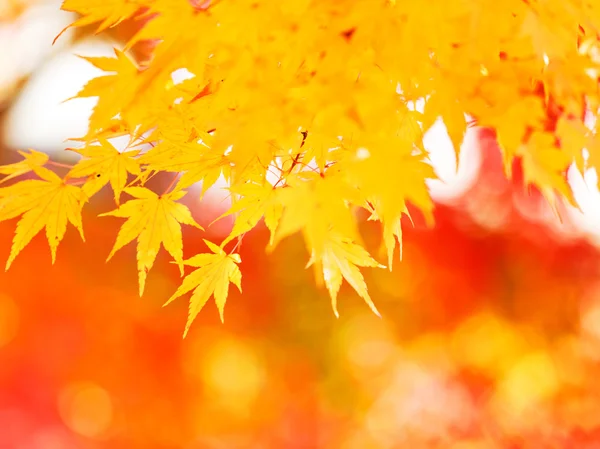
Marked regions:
[2,0,600,335]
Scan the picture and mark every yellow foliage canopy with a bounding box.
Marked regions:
[1,0,600,335]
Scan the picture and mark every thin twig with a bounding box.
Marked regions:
[273,153,303,188]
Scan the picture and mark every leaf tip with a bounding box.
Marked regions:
[372,305,382,318]
[162,295,176,308]
[138,274,146,297]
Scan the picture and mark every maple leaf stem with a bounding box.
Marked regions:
[295,159,321,174]
[228,234,245,254]
[273,153,304,187]
[272,176,285,188]
[163,173,180,195]
[47,160,74,169]
[66,179,86,186]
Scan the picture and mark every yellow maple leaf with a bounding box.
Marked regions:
[125,0,204,51]
[307,233,384,318]
[423,89,467,164]
[555,116,589,173]
[347,137,435,269]
[301,128,350,172]
[0,149,49,184]
[66,139,141,203]
[520,131,576,215]
[218,180,282,246]
[0,166,85,269]
[58,0,141,37]
[100,187,203,296]
[480,95,546,176]
[271,170,361,256]
[519,7,576,60]
[72,49,139,133]
[163,240,242,337]
[138,137,227,195]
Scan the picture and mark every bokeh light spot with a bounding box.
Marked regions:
[497,352,559,413]
[340,313,396,373]
[451,312,527,375]
[58,382,114,439]
[582,300,600,341]
[202,339,265,409]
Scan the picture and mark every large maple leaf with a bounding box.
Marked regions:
[100,187,202,296]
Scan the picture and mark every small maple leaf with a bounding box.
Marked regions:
[164,240,242,337]
[307,233,385,318]
[100,187,203,296]
[0,166,85,269]
[66,139,141,204]
[0,149,49,185]
[218,180,282,246]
